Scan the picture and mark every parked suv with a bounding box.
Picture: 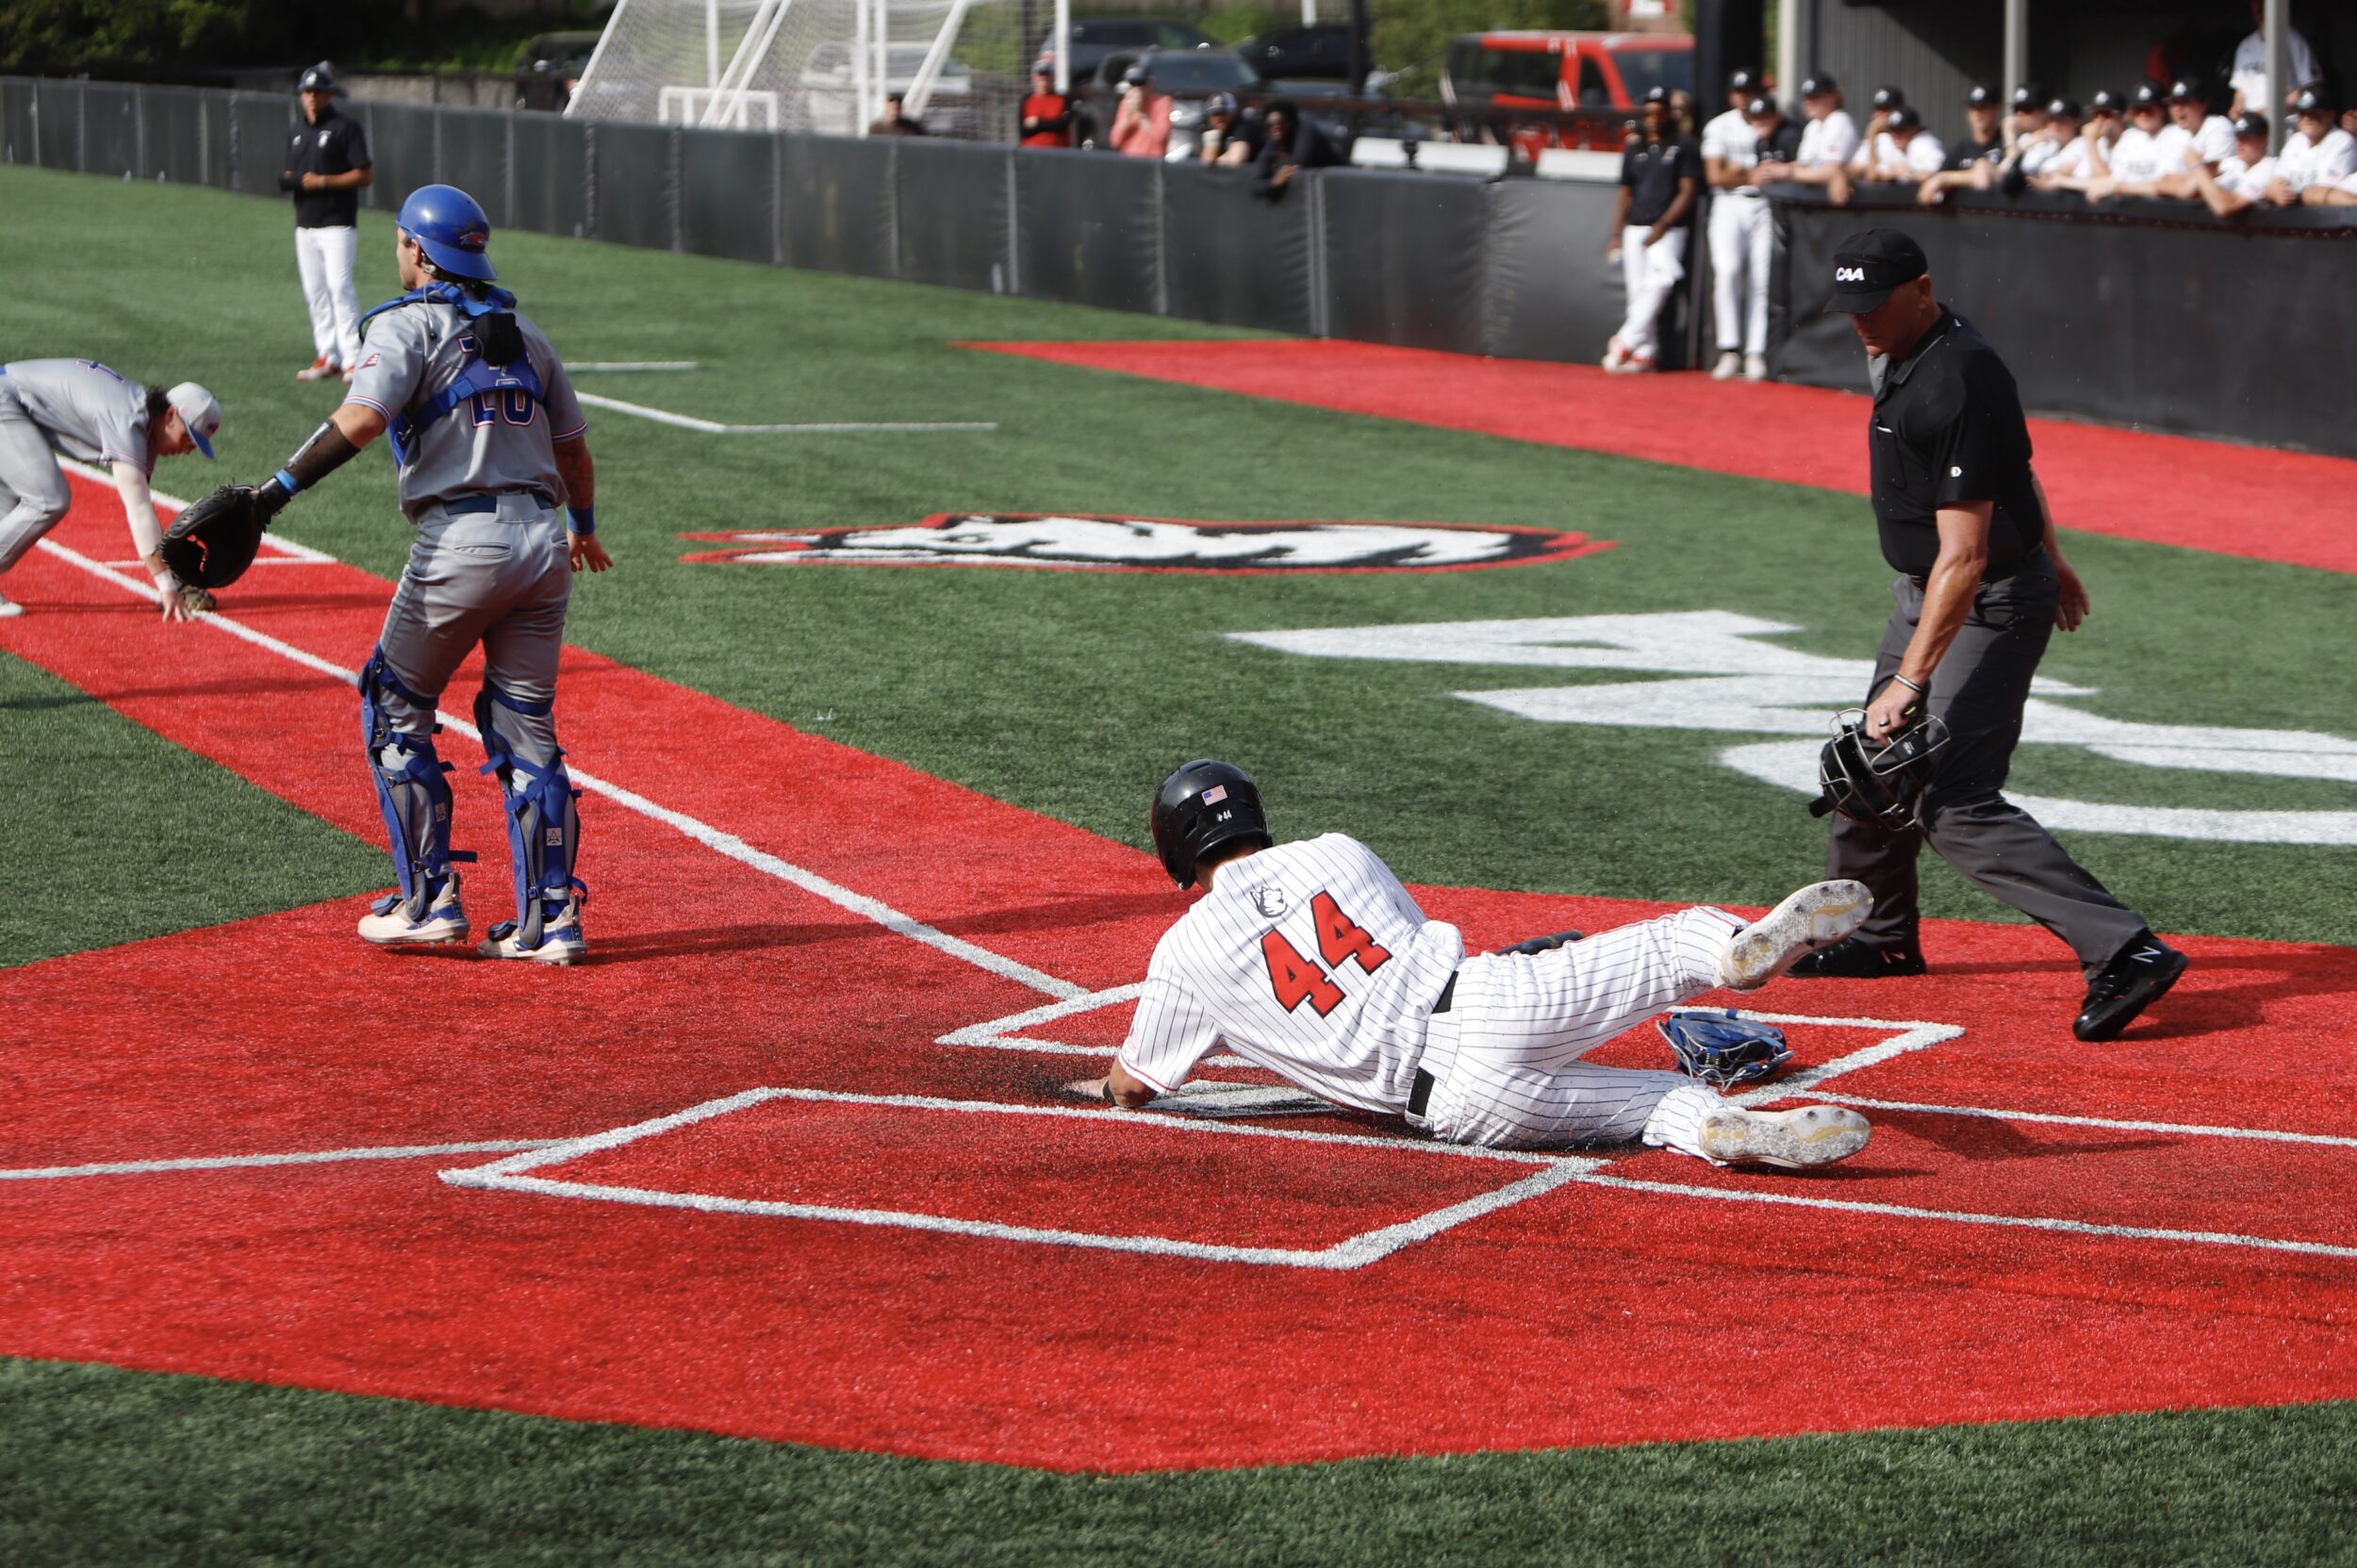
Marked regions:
[1037,18,1215,79]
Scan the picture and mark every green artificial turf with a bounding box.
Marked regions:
[7,1358,2357,1567]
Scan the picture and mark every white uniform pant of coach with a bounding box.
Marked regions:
[0,382,73,573]
[1707,194,1772,357]
[295,225,363,371]
[1616,227,1689,364]
[373,497,569,738]
[1413,905,1741,1150]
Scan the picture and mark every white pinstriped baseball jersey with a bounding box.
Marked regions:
[1117,834,1464,1114]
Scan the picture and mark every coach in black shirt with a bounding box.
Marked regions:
[1792,230,2187,1041]
[1603,86,1701,373]
[279,61,373,382]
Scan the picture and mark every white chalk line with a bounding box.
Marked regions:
[1812,1094,2357,1150]
[30,529,1082,1005]
[573,391,996,435]
[2,1140,560,1181]
[440,1086,1597,1270]
[569,361,700,372]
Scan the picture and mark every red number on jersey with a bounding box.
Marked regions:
[1262,930,1345,1015]
[1311,891,1391,974]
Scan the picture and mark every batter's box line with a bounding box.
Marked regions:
[936,990,1967,1106]
[438,1086,1602,1272]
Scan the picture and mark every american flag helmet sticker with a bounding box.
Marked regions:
[1202,784,1228,804]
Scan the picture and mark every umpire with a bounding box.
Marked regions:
[1793,229,2186,1042]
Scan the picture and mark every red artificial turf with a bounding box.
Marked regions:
[966,340,2357,575]
[5,479,2357,1471]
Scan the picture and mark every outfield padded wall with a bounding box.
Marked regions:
[8,76,2348,455]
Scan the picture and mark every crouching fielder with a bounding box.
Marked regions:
[1085,761,1874,1169]
[238,183,612,963]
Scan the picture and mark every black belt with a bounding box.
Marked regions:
[441,488,555,516]
[1408,971,1459,1118]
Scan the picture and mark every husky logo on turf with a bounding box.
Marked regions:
[1836,266,1868,282]
[678,515,1612,574]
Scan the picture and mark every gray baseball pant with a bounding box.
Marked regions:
[1828,555,2148,975]
[0,385,73,574]
[371,495,570,735]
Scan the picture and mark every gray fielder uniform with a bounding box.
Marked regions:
[0,358,152,571]
[343,294,591,949]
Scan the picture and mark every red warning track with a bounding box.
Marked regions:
[4,477,2357,1472]
[967,339,2357,575]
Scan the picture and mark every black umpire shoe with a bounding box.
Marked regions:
[2073,933,2189,1042]
[1787,936,1927,979]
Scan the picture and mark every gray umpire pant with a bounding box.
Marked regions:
[372,495,570,734]
[1828,554,2148,976]
[0,384,73,575]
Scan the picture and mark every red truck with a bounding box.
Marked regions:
[1442,31,1694,154]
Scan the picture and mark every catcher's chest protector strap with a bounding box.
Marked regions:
[473,682,582,950]
[389,350,547,468]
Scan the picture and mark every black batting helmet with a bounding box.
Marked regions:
[1151,760,1273,888]
[1808,712,1952,826]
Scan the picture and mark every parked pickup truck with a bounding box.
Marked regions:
[1442,31,1692,153]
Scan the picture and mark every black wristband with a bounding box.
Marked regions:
[1101,1077,1118,1106]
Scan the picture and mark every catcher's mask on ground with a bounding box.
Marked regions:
[1151,759,1273,888]
[1809,710,1952,826]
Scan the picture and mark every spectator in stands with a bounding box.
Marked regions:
[2188,111,2280,216]
[2002,85,2048,157]
[2018,97,2081,181]
[1200,92,1261,167]
[1781,75,1860,205]
[1706,94,1795,382]
[1603,87,1701,376]
[1854,105,1944,183]
[2033,93,2122,192]
[2168,78,2236,170]
[2267,90,2356,203]
[2084,83,2175,200]
[868,93,926,136]
[1845,87,1906,178]
[1111,60,1173,158]
[1915,85,2003,203]
[1251,100,1337,201]
[1020,60,1074,149]
[2229,0,2321,117]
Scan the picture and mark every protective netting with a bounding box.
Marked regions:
[569,0,1034,140]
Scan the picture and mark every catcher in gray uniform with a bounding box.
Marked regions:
[216,183,611,963]
[0,359,223,620]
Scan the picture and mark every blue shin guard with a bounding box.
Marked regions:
[474,681,583,949]
[359,649,473,914]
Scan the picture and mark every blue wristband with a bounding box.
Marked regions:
[272,469,301,497]
[569,506,596,536]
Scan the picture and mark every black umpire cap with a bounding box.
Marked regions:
[298,61,337,92]
[1824,229,1929,315]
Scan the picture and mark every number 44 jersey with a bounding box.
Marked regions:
[1117,834,1468,1114]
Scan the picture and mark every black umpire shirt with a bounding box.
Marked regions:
[284,105,371,229]
[1868,309,2045,578]
[1619,133,1700,225]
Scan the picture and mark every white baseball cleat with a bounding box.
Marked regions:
[1601,336,1631,372]
[1743,353,1770,382]
[1700,1103,1872,1169]
[1716,880,1873,991]
[295,356,342,383]
[356,874,470,948]
[1711,350,1741,380]
[480,895,587,966]
[0,591,23,619]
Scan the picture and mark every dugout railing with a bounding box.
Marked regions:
[4,75,2350,456]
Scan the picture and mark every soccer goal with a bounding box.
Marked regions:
[569,0,1049,139]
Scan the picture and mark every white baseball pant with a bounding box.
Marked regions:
[1615,225,1689,363]
[1707,194,1773,355]
[295,224,363,371]
[1413,904,1744,1153]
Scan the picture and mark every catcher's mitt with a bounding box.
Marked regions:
[1656,1009,1792,1089]
[160,485,266,589]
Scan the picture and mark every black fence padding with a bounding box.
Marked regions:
[896,138,1011,291]
[35,81,81,172]
[140,88,206,185]
[779,134,897,277]
[231,93,290,196]
[509,112,589,239]
[1161,161,1313,335]
[363,102,441,216]
[82,84,139,177]
[1013,151,1159,315]
[1774,199,2357,458]
[436,107,510,228]
[679,126,779,265]
[1318,171,1488,355]
[594,122,675,250]
[1483,177,1632,365]
[0,80,32,165]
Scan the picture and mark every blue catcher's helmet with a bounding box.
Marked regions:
[398,184,497,281]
